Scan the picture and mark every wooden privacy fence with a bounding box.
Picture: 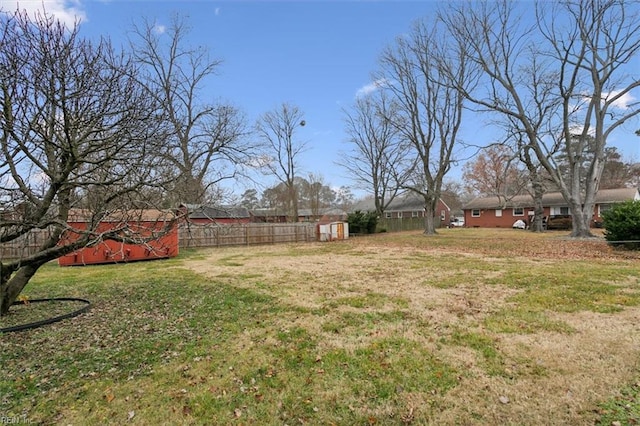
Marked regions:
[0,228,53,259]
[178,222,317,248]
[0,223,320,259]
[377,217,426,233]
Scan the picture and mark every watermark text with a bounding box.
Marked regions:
[0,414,32,424]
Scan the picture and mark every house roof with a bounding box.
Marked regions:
[298,208,347,217]
[250,207,346,218]
[250,208,287,217]
[321,208,348,217]
[462,187,639,210]
[351,193,450,212]
[186,205,250,220]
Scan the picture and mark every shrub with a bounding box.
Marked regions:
[347,210,378,234]
[602,200,640,250]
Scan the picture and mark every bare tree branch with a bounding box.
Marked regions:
[129,15,251,205]
[0,10,172,315]
[256,103,306,222]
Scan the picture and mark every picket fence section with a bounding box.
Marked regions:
[0,223,319,259]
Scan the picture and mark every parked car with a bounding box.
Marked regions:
[449,217,465,227]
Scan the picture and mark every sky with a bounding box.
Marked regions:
[0,0,439,198]
[1,0,639,200]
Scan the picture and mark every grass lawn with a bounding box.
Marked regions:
[2,228,640,425]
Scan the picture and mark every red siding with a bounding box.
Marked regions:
[464,205,607,228]
[464,207,547,228]
[58,220,178,266]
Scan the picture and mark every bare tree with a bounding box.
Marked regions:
[378,18,471,234]
[256,103,307,222]
[129,15,249,206]
[442,1,562,233]
[299,173,334,218]
[537,0,640,237]
[462,145,529,200]
[599,147,640,189]
[0,11,171,315]
[440,179,471,215]
[444,0,640,237]
[339,91,411,217]
[334,186,355,212]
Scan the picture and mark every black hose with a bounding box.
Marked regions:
[0,297,91,334]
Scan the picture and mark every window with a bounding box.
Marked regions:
[412,211,419,218]
[513,207,524,216]
[599,204,612,217]
[440,210,446,220]
[471,209,480,217]
[495,209,502,217]
[551,206,571,215]
[385,212,392,219]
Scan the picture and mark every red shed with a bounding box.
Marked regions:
[58,209,179,266]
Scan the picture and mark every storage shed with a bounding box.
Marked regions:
[58,209,179,266]
[317,222,349,242]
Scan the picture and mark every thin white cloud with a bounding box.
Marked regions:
[153,24,166,35]
[214,7,220,16]
[246,154,272,169]
[355,78,388,98]
[604,90,636,109]
[0,0,86,26]
[568,124,595,137]
[568,89,636,118]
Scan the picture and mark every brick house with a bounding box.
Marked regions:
[462,187,640,228]
[352,193,452,227]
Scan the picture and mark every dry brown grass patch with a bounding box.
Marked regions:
[182,229,640,424]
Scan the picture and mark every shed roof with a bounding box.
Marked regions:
[462,188,639,210]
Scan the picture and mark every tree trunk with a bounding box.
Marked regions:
[530,203,545,232]
[423,197,438,235]
[1,263,42,316]
[571,208,595,238]
[529,179,546,233]
[423,214,437,235]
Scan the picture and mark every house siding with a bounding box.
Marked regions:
[381,199,450,227]
[464,207,551,228]
[462,188,639,228]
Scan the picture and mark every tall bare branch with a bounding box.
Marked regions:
[0,10,170,315]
